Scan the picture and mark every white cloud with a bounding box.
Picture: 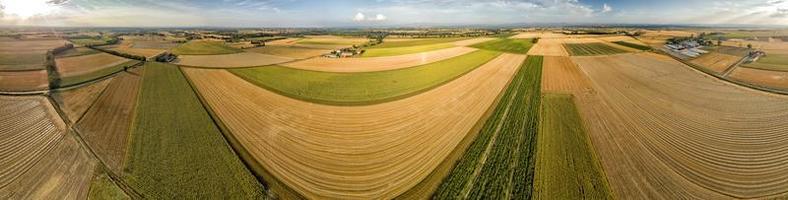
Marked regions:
[374,14,387,21]
[602,3,612,13]
[352,12,387,22]
[353,12,365,21]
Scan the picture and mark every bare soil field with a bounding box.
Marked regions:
[0,70,49,92]
[572,53,788,199]
[1,133,97,199]
[541,56,592,92]
[690,52,742,74]
[0,39,69,71]
[245,45,328,59]
[729,67,788,90]
[176,52,293,68]
[52,78,114,123]
[182,53,524,199]
[527,38,568,56]
[283,47,477,72]
[76,71,142,173]
[0,95,67,190]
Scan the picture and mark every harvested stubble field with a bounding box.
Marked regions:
[245,45,328,59]
[76,70,142,173]
[563,43,629,56]
[729,67,788,90]
[283,46,477,72]
[511,32,568,39]
[55,53,138,86]
[572,53,788,199]
[526,38,568,56]
[171,40,242,55]
[534,93,612,200]
[0,70,49,92]
[55,47,99,58]
[182,53,525,199]
[176,52,293,68]
[743,54,788,72]
[232,50,500,105]
[470,38,535,54]
[52,78,114,123]
[123,63,264,199]
[433,55,541,200]
[0,39,68,71]
[363,38,493,57]
[541,56,593,93]
[690,52,742,74]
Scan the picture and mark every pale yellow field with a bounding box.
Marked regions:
[55,53,130,77]
[511,32,569,39]
[175,52,294,68]
[541,56,592,92]
[690,52,742,74]
[283,47,477,72]
[182,53,524,199]
[527,38,568,56]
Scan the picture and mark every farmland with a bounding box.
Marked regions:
[729,67,788,90]
[612,41,651,50]
[743,54,788,71]
[541,56,592,92]
[231,50,500,105]
[171,40,242,55]
[690,52,742,74]
[363,43,455,57]
[55,47,99,58]
[534,93,612,200]
[470,38,535,54]
[51,78,113,123]
[54,52,139,86]
[245,45,328,59]
[0,39,69,71]
[373,38,467,48]
[563,43,629,56]
[433,55,542,199]
[123,62,264,199]
[182,53,524,199]
[175,52,293,68]
[573,53,788,199]
[362,38,490,57]
[283,46,477,72]
[0,70,50,92]
[527,39,568,56]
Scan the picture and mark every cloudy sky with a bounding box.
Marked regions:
[0,0,787,27]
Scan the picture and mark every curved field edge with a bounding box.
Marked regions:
[230,50,501,106]
[362,43,455,57]
[123,62,265,199]
[534,93,613,200]
[180,66,302,200]
[433,55,542,199]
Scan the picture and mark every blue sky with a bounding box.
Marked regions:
[0,0,787,27]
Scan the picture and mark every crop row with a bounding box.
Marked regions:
[434,55,542,199]
[612,41,652,51]
[564,43,628,56]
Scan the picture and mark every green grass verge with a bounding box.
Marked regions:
[371,38,467,49]
[612,41,651,51]
[534,93,612,200]
[362,43,456,57]
[434,56,542,199]
[231,50,501,105]
[124,62,264,198]
[171,40,242,55]
[743,54,788,72]
[470,38,534,54]
[59,60,139,87]
[564,43,629,56]
[89,173,130,200]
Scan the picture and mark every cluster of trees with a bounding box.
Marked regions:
[91,47,146,61]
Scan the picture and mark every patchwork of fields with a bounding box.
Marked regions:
[563,43,630,56]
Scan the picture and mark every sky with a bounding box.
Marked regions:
[0,0,787,27]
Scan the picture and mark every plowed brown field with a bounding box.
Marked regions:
[573,53,788,199]
[182,53,525,199]
[690,52,742,74]
[541,56,592,92]
[76,71,142,173]
[0,70,49,92]
[175,52,293,68]
[730,67,788,90]
[283,47,477,72]
[52,78,114,123]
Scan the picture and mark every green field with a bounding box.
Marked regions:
[0,53,46,71]
[362,43,456,57]
[434,56,542,199]
[171,40,242,55]
[534,93,612,200]
[470,38,534,54]
[58,60,139,87]
[89,173,130,200]
[612,41,651,51]
[564,43,629,56]
[124,62,264,198]
[371,38,467,49]
[743,54,788,72]
[231,50,501,105]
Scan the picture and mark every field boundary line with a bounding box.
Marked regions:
[720,55,749,77]
[178,66,295,199]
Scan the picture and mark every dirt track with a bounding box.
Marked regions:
[182,53,524,199]
[573,53,788,199]
[283,47,477,72]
